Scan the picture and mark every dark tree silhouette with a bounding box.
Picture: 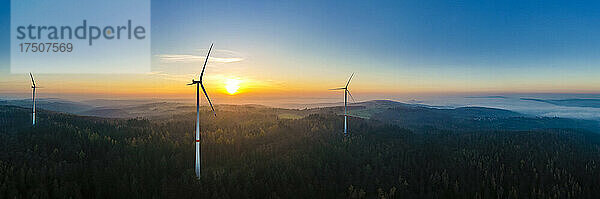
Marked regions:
[1,105,600,198]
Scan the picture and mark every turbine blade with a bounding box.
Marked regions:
[200,82,217,117]
[329,88,346,90]
[345,73,354,88]
[29,73,35,86]
[347,89,356,103]
[200,43,214,80]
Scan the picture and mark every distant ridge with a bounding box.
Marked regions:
[465,96,509,99]
[0,98,94,114]
[521,98,600,108]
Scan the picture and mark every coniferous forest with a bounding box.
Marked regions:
[2,104,600,198]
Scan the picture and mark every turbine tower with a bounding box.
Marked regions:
[30,73,38,126]
[329,73,356,136]
[187,43,217,179]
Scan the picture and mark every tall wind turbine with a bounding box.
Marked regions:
[30,73,38,126]
[187,43,217,179]
[329,73,356,136]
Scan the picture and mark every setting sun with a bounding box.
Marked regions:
[224,78,241,95]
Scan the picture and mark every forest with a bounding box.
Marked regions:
[1,104,600,198]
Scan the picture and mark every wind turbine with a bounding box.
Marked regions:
[187,43,217,179]
[329,73,356,136]
[30,73,38,126]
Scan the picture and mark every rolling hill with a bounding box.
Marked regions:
[2,103,600,198]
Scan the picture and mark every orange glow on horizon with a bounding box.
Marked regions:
[3,72,600,102]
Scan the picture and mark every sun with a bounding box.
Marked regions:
[224,78,241,95]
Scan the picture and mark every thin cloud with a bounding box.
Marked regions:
[158,54,244,63]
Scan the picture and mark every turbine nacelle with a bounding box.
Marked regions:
[329,72,356,104]
[187,80,201,85]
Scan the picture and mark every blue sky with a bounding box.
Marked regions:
[1,0,600,101]
[150,0,600,65]
[0,0,8,74]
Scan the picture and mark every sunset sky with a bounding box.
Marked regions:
[2,0,600,104]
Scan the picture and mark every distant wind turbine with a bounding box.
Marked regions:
[30,73,38,126]
[187,43,217,179]
[329,73,356,136]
